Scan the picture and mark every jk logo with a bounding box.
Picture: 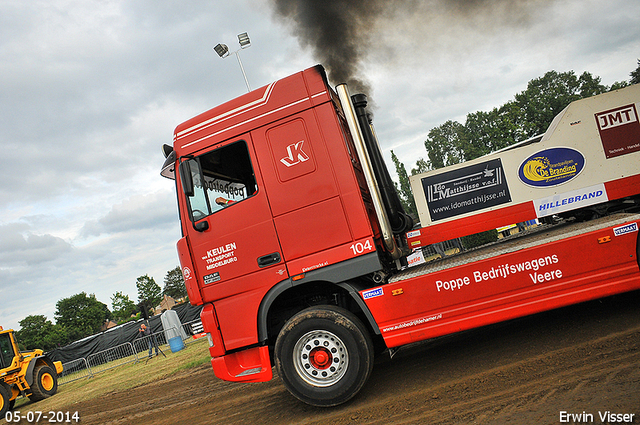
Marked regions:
[280,141,309,167]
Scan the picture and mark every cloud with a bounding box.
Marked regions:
[80,190,178,238]
[0,223,72,267]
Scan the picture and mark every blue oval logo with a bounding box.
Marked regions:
[518,147,585,187]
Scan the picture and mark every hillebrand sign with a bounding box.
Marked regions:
[518,147,585,187]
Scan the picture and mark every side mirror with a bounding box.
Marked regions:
[194,221,209,232]
[179,160,194,197]
[160,148,177,180]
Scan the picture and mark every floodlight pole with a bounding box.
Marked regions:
[214,32,252,92]
[234,51,251,92]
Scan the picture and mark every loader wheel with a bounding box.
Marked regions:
[274,305,374,407]
[0,383,10,417]
[29,364,58,401]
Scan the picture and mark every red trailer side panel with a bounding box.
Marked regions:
[365,215,640,348]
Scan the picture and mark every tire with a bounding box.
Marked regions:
[274,305,374,407]
[0,383,10,417]
[29,364,58,401]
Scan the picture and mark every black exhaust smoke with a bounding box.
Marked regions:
[269,0,384,96]
[269,0,548,98]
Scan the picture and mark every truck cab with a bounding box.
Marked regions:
[162,65,408,387]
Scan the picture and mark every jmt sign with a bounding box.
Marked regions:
[596,105,637,129]
[595,104,640,158]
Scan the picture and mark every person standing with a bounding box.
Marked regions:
[138,324,159,358]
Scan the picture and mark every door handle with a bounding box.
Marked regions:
[257,252,281,268]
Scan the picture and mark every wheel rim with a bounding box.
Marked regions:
[292,330,348,387]
[41,373,54,392]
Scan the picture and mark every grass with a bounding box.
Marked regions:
[12,337,210,414]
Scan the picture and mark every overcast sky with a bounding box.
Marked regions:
[1,0,639,332]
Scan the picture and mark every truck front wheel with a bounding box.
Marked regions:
[29,364,58,401]
[274,305,374,407]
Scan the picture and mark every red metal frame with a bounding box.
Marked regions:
[366,218,640,348]
[407,202,537,248]
[604,173,640,200]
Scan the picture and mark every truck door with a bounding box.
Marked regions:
[251,109,359,272]
[179,136,286,348]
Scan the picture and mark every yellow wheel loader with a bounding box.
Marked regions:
[0,326,63,416]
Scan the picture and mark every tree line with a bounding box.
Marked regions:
[392,61,640,217]
[15,266,186,352]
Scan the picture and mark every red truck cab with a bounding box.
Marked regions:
[162,66,392,384]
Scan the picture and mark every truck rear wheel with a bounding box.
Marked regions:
[29,364,58,401]
[274,305,374,407]
[0,383,10,417]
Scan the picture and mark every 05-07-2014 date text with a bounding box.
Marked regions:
[4,411,80,423]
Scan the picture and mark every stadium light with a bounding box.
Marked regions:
[213,32,252,92]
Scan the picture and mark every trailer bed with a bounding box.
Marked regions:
[391,212,640,284]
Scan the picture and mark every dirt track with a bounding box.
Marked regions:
[65,290,640,424]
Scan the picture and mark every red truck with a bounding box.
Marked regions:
[160,65,640,406]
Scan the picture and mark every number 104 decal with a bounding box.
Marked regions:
[350,239,374,255]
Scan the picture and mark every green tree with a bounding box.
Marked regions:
[423,120,467,169]
[609,80,630,91]
[577,72,608,98]
[411,158,429,176]
[419,109,520,173]
[54,292,111,343]
[390,150,417,216]
[464,101,527,157]
[416,69,613,175]
[136,274,162,308]
[630,59,640,85]
[514,70,608,137]
[163,267,187,300]
[111,291,139,323]
[16,315,67,351]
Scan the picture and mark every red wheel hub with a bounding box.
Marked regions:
[309,347,332,369]
[293,330,348,387]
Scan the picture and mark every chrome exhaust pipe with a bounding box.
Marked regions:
[336,84,402,260]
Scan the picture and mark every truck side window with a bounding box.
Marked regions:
[0,333,15,368]
[184,140,257,221]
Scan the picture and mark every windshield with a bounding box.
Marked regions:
[0,332,16,369]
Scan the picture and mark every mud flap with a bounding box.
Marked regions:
[211,345,272,383]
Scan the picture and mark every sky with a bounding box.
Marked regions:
[1,0,639,332]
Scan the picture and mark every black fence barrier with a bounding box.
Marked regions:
[48,303,203,363]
